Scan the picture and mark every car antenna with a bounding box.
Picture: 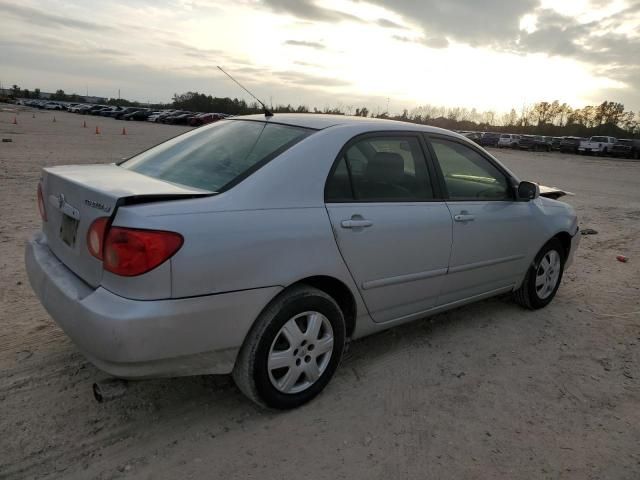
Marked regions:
[217,66,273,118]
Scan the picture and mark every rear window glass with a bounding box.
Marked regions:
[121,120,311,192]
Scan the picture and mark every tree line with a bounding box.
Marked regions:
[170,93,640,138]
[4,84,639,138]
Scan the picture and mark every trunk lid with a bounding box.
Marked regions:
[40,164,210,287]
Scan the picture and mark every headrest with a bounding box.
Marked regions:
[365,152,405,182]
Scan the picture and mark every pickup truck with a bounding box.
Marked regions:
[578,136,617,155]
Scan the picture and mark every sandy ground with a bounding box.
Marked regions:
[1,106,639,480]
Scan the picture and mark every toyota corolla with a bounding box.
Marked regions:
[25,114,579,409]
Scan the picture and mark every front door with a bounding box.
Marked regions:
[426,136,535,305]
[325,133,452,323]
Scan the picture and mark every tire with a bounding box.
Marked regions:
[513,239,565,310]
[233,285,346,409]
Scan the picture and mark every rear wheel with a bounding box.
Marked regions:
[233,285,346,409]
[513,239,565,310]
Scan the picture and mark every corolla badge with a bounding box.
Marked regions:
[84,199,112,213]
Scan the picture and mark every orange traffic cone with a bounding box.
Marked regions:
[95,126,100,135]
[121,127,127,135]
[83,120,87,128]
[12,116,17,125]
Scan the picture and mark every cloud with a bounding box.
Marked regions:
[274,70,351,87]
[260,0,364,23]
[393,35,449,49]
[515,7,640,81]
[388,0,536,45]
[164,40,224,57]
[0,34,131,59]
[293,60,323,67]
[376,18,405,29]
[0,1,116,32]
[284,40,326,50]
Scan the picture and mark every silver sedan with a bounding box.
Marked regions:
[25,114,579,409]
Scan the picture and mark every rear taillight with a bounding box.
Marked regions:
[103,227,183,276]
[37,183,47,222]
[87,217,109,260]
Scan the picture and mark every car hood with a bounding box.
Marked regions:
[539,185,573,200]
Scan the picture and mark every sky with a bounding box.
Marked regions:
[1,0,639,114]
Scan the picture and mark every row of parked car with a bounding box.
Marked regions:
[20,99,228,127]
[461,131,640,159]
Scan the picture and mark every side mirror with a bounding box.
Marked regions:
[517,181,540,201]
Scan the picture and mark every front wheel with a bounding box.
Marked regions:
[513,239,565,309]
[233,285,346,409]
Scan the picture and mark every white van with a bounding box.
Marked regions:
[498,134,521,148]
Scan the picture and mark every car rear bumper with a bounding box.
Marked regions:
[25,232,281,379]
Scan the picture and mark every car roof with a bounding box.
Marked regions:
[235,113,463,136]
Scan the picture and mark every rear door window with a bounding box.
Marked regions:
[122,120,311,192]
[325,135,434,202]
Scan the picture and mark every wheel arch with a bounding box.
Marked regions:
[288,275,357,338]
[551,231,572,261]
[515,230,573,290]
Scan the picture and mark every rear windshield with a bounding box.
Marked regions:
[121,120,311,192]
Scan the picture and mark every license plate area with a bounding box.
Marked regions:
[60,213,79,247]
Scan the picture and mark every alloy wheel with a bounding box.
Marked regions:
[535,250,561,300]
[267,311,334,394]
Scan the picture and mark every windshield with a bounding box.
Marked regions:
[618,140,633,145]
[121,120,312,192]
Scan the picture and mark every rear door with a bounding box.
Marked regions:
[425,135,535,305]
[325,133,452,323]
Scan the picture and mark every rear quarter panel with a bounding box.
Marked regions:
[166,207,360,298]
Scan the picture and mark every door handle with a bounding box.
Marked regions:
[454,214,475,222]
[341,219,373,228]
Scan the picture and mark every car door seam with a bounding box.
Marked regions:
[323,205,374,318]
